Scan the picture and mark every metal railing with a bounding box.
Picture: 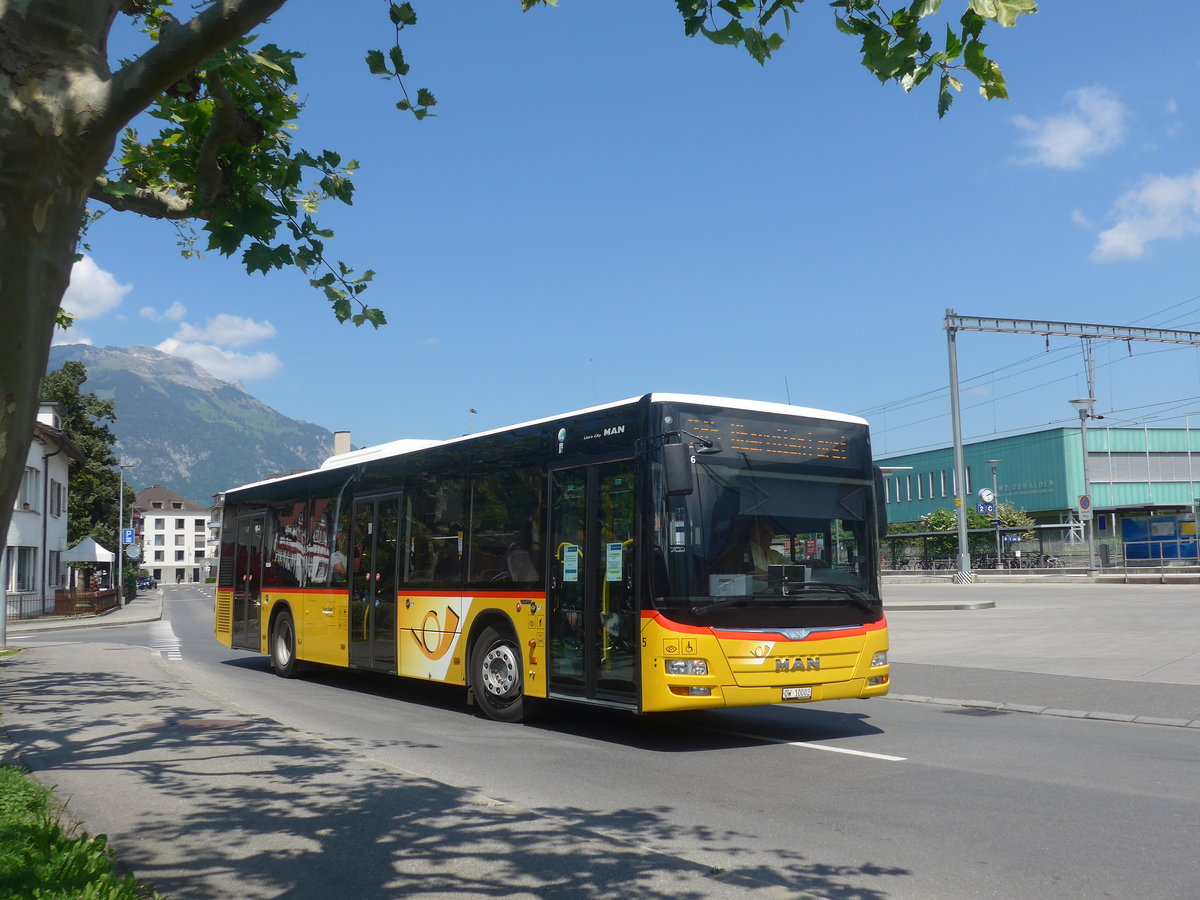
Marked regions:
[4,588,121,620]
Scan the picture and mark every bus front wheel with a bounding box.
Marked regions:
[471,625,526,722]
[270,609,302,678]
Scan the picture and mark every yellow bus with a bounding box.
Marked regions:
[215,393,889,721]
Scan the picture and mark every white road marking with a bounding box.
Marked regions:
[716,729,907,762]
[150,621,183,661]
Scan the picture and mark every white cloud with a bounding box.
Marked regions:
[62,256,132,319]
[173,313,277,348]
[1166,98,1178,115]
[1090,170,1200,261]
[1012,86,1127,169]
[141,301,187,322]
[51,331,93,347]
[1071,209,1095,229]
[156,338,282,381]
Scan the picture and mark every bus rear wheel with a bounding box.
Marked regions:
[270,609,302,679]
[471,625,526,722]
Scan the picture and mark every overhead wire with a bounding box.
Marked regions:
[867,293,1200,456]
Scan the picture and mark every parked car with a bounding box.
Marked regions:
[136,575,157,590]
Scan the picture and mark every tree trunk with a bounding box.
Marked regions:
[0,0,119,540]
[0,0,288,541]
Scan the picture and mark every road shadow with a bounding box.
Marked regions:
[1,648,909,899]
[221,653,888,753]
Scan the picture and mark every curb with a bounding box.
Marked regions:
[887,692,1200,729]
[4,595,163,636]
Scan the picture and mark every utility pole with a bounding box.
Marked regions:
[944,312,1200,584]
[947,321,972,583]
[988,459,1002,567]
[117,462,133,607]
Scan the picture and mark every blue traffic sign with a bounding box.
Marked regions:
[122,528,136,545]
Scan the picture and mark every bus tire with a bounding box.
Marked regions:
[270,609,302,679]
[471,625,526,723]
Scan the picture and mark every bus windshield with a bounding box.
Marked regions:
[652,454,882,630]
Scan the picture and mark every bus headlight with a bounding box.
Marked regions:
[871,651,888,668]
[665,659,708,676]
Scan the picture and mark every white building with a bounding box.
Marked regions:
[133,485,211,584]
[4,403,81,618]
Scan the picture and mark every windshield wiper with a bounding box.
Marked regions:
[690,595,753,616]
[690,582,878,616]
[791,581,878,614]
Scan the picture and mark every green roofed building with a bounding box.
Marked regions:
[876,426,1199,565]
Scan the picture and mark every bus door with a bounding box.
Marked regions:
[232,514,265,650]
[348,494,400,672]
[548,461,637,704]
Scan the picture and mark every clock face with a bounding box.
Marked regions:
[978,488,995,503]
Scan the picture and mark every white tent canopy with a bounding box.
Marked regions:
[61,538,116,564]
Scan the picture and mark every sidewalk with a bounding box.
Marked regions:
[2,582,1198,898]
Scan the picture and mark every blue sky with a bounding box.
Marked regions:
[57,1,1200,457]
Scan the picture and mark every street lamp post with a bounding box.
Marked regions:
[116,462,133,607]
[1069,399,1097,571]
[987,459,1002,568]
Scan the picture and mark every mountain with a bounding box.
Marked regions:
[47,345,335,504]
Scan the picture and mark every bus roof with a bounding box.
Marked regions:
[224,393,868,494]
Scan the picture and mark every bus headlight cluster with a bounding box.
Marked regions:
[871,651,888,668]
[665,659,708,676]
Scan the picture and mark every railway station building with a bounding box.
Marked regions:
[876,426,1200,567]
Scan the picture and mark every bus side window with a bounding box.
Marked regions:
[403,476,467,585]
[467,468,543,585]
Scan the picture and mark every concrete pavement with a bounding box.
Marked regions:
[1,582,1199,898]
[883,581,1200,726]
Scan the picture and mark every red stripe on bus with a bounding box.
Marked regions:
[640,609,886,641]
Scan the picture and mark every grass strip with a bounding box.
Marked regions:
[0,765,162,899]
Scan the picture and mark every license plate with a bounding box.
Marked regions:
[782,686,813,701]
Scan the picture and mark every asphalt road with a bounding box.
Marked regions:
[2,583,1199,899]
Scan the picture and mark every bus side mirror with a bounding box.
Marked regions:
[874,466,889,539]
[664,442,694,496]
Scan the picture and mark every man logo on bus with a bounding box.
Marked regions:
[777,657,821,672]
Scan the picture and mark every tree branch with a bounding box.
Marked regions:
[193,67,265,207]
[88,177,198,220]
[103,0,287,136]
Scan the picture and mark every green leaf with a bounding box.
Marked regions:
[968,0,1037,27]
[390,45,409,77]
[360,307,388,329]
[962,38,990,80]
[743,28,771,64]
[701,19,746,46]
[944,23,963,59]
[937,72,955,117]
[365,49,388,75]
[834,15,858,37]
[101,181,138,197]
[390,2,418,26]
